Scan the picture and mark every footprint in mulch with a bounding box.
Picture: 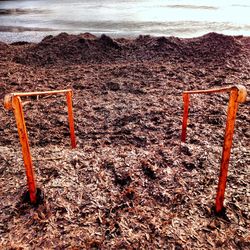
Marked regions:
[102,161,132,187]
[105,81,120,91]
[182,155,206,170]
[114,173,132,187]
[122,187,135,201]
[86,239,103,250]
[182,161,196,171]
[180,144,192,156]
[142,162,157,180]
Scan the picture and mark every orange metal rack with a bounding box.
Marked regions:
[181,85,247,213]
[4,89,76,204]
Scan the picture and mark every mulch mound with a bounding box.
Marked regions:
[10,32,243,66]
[0,32,249,249]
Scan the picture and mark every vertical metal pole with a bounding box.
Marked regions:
[215,88,239,213]
[66,90,76,148]
[181,93,190,142]
[12,96,37,203]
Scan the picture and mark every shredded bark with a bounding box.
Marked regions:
[0,32,249,249]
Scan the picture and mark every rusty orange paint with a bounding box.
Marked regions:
[5,89,77,149]
[181,93,190,142]
[66,90,76,148]
[182,86,232,95]
[12,89,72,97]
[4,89,77,204]
[215,88,239,213]
[12,96,37,203]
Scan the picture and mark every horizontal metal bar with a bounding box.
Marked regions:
[183,86,233,95]
[11,89,72,97]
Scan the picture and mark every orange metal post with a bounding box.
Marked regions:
[12,89,72,97]
[12,96,37,204]
[66,90,76,148]
[181,85,247,214]
[181,93,190,142]
[215,88,239,213]
[4,89,77,204]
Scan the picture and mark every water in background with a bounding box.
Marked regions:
[0,0,250,42]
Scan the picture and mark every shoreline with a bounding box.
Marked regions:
[1,26,250,44]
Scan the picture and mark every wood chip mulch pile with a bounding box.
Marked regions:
[0,32,249,249]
